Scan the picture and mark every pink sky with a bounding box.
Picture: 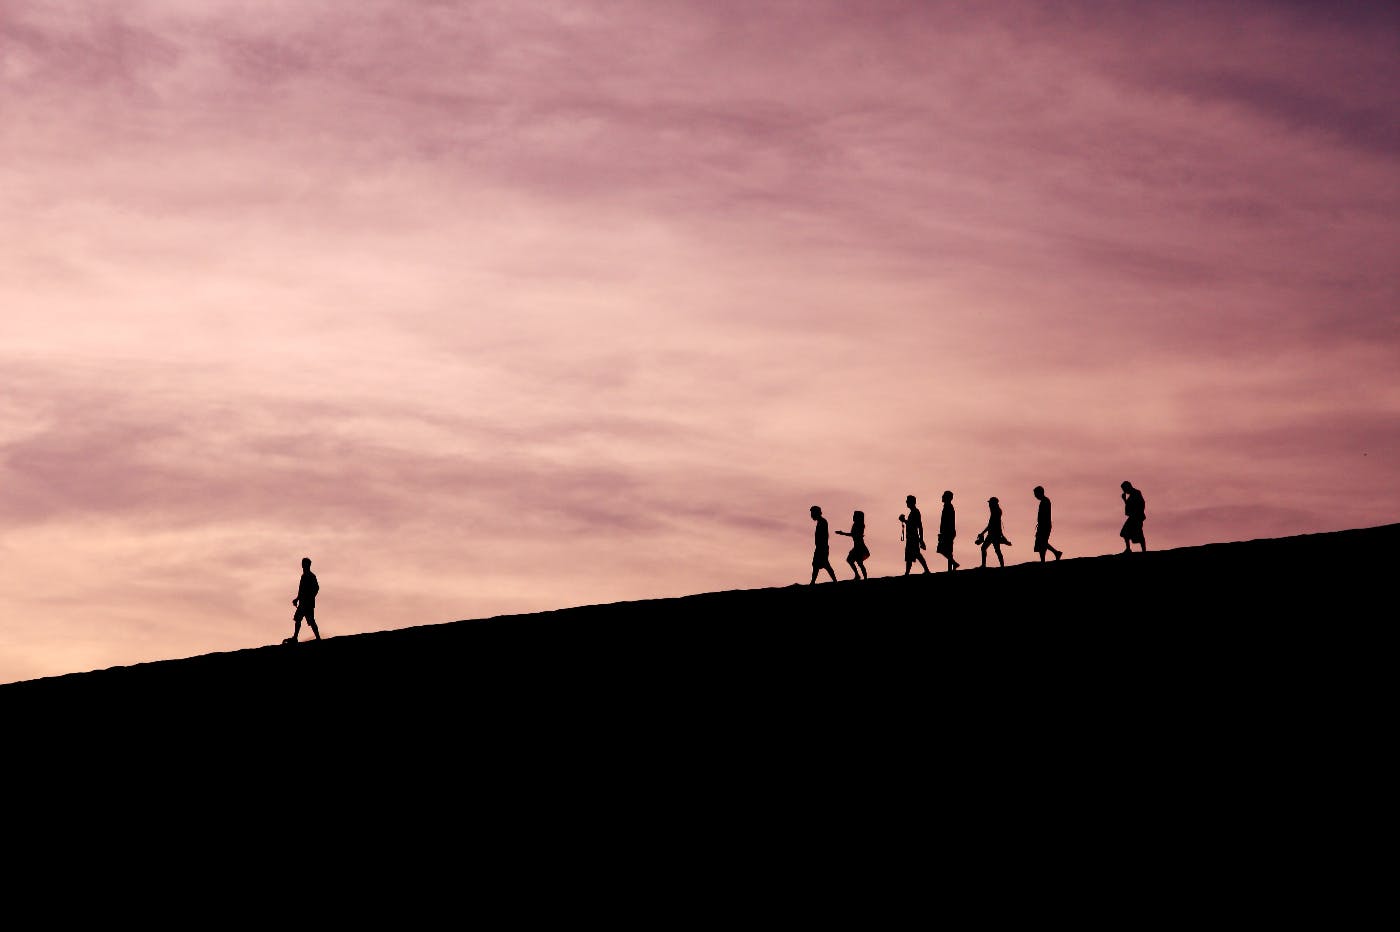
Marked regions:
[2,0,1397,684]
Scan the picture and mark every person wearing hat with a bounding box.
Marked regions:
[975,496,1012,568]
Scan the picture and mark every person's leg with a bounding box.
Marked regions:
[307,610,320,640]
[994,543,1004,567]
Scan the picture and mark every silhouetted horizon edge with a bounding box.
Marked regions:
[3,521,1393,692]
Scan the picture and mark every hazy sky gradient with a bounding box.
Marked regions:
[3,0,1397,683]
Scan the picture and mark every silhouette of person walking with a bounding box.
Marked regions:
[1120,481,1147,553]
[834,510,870,580]
[976,496,1012,567]
[900,495,931,575]
[1032,486,1063,562]
[809,506,838,584]
[285,556,321,644]
[936,490,959,571]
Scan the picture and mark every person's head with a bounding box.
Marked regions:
[853,510,864,523]
[906,495,916,507]
[301,557,312,570]
[942,490,953,503]
[810,505,821,519]
[1121,481,1133,492]
[988,496,999,506]
[1033,486,1044,498]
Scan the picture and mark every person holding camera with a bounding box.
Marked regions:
[901,494,931,575]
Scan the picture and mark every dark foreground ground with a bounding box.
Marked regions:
[5,525,1391,912]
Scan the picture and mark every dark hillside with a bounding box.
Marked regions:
[8,525,1390,744]
[6,524,1390,893]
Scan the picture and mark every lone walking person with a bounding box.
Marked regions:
[976,496,1012,568]
[1120,481,1147,553]
[834,509,870,580]
[1032,486,1063,562]
[901,494,931,575]
[810,506,839,584]
[286,556,322,644]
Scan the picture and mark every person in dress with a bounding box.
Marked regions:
[834,510,870,580]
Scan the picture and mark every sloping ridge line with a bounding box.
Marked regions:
[3,524,1391,711]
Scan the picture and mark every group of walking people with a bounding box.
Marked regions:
[808,481,1147,583]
